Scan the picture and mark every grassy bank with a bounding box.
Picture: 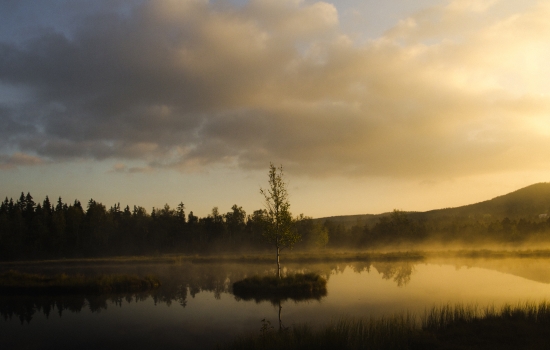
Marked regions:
[195,251,425,264]
[0,255,189,266]
[4,248,550,267]
[220,302,550,350]
[0,270,161,294]
[233,273,327,302]
[0,251,426,266]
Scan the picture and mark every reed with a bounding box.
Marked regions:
[221,301,550,350]
[421,301,550,330]
[221,314,418,350]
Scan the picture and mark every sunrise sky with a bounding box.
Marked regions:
[1,0,549,218]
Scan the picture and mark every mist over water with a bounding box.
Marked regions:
[3,256,550,349]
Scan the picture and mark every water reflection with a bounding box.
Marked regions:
[330,261,415,287]
[233,290,327,305]
[5,257,550,349]
[428,257,550,285]
[372,262,415,287]
[260,301,292,332]
[6,256,550,325]
[0,260,417,324]
[0,292,152,325]
[0,262,328,324]
[233,283,327,305]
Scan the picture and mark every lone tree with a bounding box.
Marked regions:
[260,163,300,278]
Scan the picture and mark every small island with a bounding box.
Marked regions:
[233,273,327,302]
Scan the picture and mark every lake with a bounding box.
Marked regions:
[3,255,550,349]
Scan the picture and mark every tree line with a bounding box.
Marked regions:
[0,192,329,261]
[3,192,550,261]
[324,209,550,247]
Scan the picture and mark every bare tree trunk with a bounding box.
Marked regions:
[276,246,281,279]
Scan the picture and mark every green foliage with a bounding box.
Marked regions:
[260,164,300,250]
[294,217,329,250]
[312,223,329,249]
[260,163,301,277]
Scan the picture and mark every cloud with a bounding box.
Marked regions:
[447,0,499,13]
[0,0,549,179]
[110,163,153,174]
[0,152,44,169]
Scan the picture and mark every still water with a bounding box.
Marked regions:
[3,257,550,349]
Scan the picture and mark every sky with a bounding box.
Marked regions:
[1,0,549,218]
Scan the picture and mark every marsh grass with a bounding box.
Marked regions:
[0,270,161,294]
[222,314,418,350]
[419,301,550,349]
[233,273,327,303]
[221,301,550,350]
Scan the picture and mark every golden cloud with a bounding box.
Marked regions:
[0,0,549,180]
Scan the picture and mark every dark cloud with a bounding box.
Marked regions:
[0,107,35,136]
[0,0,549,178]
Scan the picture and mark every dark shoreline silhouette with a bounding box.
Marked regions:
[3,183,550,261]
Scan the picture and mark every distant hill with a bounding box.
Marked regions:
[315,213,388,228]
[318,182,550,227]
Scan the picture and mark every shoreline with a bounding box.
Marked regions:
[3,248,550,267]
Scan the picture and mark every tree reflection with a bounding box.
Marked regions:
[278,300,284,331]
[371,262,415,287]
[0,292,155,324]
[232,286,327,306]
[0,262,324,324]
[318,260,416,287]
[0,259,419,324]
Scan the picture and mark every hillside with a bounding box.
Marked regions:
[319,182,550,227]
